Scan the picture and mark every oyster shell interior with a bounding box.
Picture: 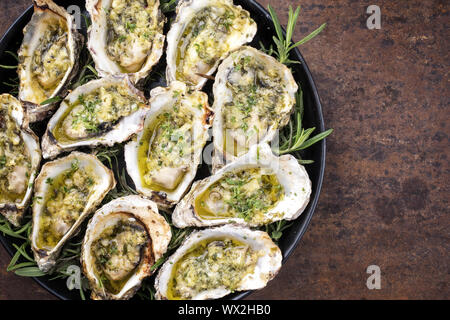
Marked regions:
[155,225,282,300]
[31,152,115,272]
[212,46,298,170]
[18,0,82,122]
[87,0,165,83]
[42,76,149,159]
[0,94,41,226]
[166,0,257,89]
[172,143,312,228]
[125,81,212,208]
[82,195,171,300]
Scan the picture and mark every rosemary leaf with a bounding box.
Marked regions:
[40,96,62,106]
[14,266,46,277]
[0,64,17,69]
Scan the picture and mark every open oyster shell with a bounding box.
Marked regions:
[172,143,311,228]
[0,94,41,227]
[166,0,257,90]
[30,152,115,272]
[41,76,149,159]
[86,0,165,84]
[124,81,213,209]
[18,0,83,123]
[155,224,282,300]
[212,46,298,171]
[81,195,171,300]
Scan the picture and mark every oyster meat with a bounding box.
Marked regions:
[87,0,165,83]
[155,225,282,300]
[125,81,213,209]
[0,94,41,227]
[31,152,115,272]
[18,0,83,122]
[41,76,149,159]
[81,195,171,300]
[172,143,311,228]
[212,46,298,171]
[166,0,257,90]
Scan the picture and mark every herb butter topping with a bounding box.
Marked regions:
[137,90,204,192]
[53,84,145,142]
[195,168,284,223]
[106,0,161,73]
[222,54,284,157]
[91,214,149,295]
[175,3,254,86]
[167,238,259,299]
[25,15,70,104]
[36,159,97,250]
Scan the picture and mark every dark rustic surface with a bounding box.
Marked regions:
[0,0,448,300]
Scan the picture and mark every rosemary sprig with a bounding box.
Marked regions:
[268,5,326,66]
[264,220,293,243]
[276,88,333,158]
[95,144,138,204]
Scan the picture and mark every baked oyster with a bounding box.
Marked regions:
[172,143,311,228]
[124,81,212,209]
[82,195,171,300]
[155,225,282,300]
[30,152,115,272]
[18,0,83,122]
[87,0,165,83]
[0,94,41,227]
[212,46,298,171]
[166,0,257,90]
[41,76,149,159]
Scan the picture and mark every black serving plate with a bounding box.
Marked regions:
[0,0,326,300]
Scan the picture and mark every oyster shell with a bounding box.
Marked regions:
[172,143,311,228]
[212,46,298,171]
[41,76,149,159]
[166,0,257,90]
[124,81,213,209]
[87,0,165,83]
[30,152,115,272]
[155,224,282,300]
[81,195,171,300]
[0,94,41,227]
[18,0,83,123]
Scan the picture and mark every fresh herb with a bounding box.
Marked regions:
[263,220,293,243]
[126,22,137,32]
[95,144,138,204]
[268,5,326,66]
[160,0,177,14]
[275,88,333,161]
[0,155,6,168]
[40,96,62,106]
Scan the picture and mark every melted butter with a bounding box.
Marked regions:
[36,161,97,250]
[137,99,195,193]
[167,237,259,300]
[194,168,284,223]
